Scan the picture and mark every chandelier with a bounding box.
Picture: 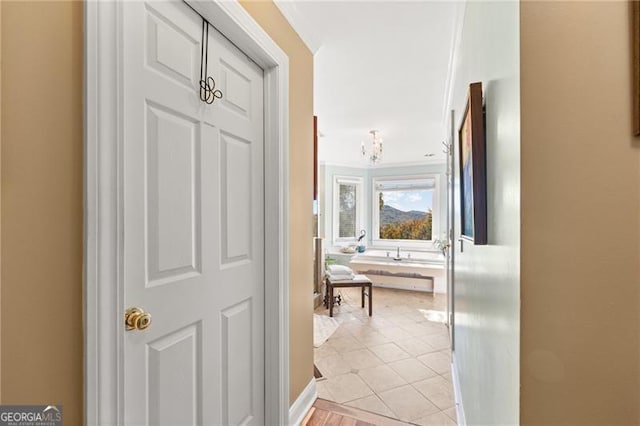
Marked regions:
[361,130,383,164]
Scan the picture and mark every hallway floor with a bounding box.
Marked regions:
[314,287,457,426]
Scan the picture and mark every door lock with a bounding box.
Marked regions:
[125,307,152,331]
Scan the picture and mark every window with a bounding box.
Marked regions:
[372,175,439,245]
[333,176,363,242]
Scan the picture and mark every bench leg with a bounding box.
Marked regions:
[324,279,329,307]
[368,284,372,316]
[361,285,365,308]
[329,285,334,317]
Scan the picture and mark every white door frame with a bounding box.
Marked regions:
[84,1,290,424]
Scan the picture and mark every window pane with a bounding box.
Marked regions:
[339,183,357,238]
[379,189,433,240]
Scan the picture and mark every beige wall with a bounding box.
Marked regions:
[0,0,314,419]
[0,0,3,402]
[520,2,640,424]
[1,1,83,424]
[449,1,521,423]
[238,1,315,404]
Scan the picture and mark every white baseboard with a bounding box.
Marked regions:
[451,352,467,426]
[289,378,317,426]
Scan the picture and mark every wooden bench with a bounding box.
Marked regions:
[324,274,372,318]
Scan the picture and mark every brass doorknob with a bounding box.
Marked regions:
[125,307,152,331]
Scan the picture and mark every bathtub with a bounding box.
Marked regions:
[348,249,446,294]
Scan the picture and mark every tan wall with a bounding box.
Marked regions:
[239,1,315,404]
[1,1,83,424]
[520,2,640,424]
[0,0,3,402]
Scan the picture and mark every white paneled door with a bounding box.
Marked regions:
[122,1,264,424]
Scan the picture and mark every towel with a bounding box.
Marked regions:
[327,272,355,280]
[326,264,355,280]
[327,265,354,275]
[329,274,371,283]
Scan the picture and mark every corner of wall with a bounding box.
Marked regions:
[238,0,315,406]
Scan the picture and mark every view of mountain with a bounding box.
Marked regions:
[380,204,428,226]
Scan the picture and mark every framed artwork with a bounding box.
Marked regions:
[314,115,318,199]
[458,82,487,245]
[633,1,640,136]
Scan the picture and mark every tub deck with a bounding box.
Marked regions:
[348,252,445,294]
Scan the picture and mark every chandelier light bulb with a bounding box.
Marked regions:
[362,129,383,165]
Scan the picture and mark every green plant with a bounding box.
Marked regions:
[325,256,337,269]
[432,234,450,256]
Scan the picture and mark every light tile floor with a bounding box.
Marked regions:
[314,287,457,426]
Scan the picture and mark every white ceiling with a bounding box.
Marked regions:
[276,1,462,166]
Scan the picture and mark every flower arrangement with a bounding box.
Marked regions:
[432,234,450,257]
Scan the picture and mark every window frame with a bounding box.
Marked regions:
[332,175,364,244]
[371,174,440,249]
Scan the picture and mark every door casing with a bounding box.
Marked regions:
[83,1,290,424]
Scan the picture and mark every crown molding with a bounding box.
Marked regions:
[319,159,446,169]
[442,0,467,125]
[318,161,369,170]
[273,0,322,54]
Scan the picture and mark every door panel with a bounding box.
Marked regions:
[148,323,202,426]
[146,103,202,285]
[122,1,265,424]
[221,299,254,425]
[220,132,253,263]
[219,61,253,118]
[145,5,199,88]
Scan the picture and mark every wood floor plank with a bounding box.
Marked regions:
[325,412,344,426]
[338,417,357,426]
[307,408,330,426]
[302,407,316,426]
[311,399,413,426]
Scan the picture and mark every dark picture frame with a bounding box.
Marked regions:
[458,82,487,245]
[314,115,319,200]
[633,1,640,136]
